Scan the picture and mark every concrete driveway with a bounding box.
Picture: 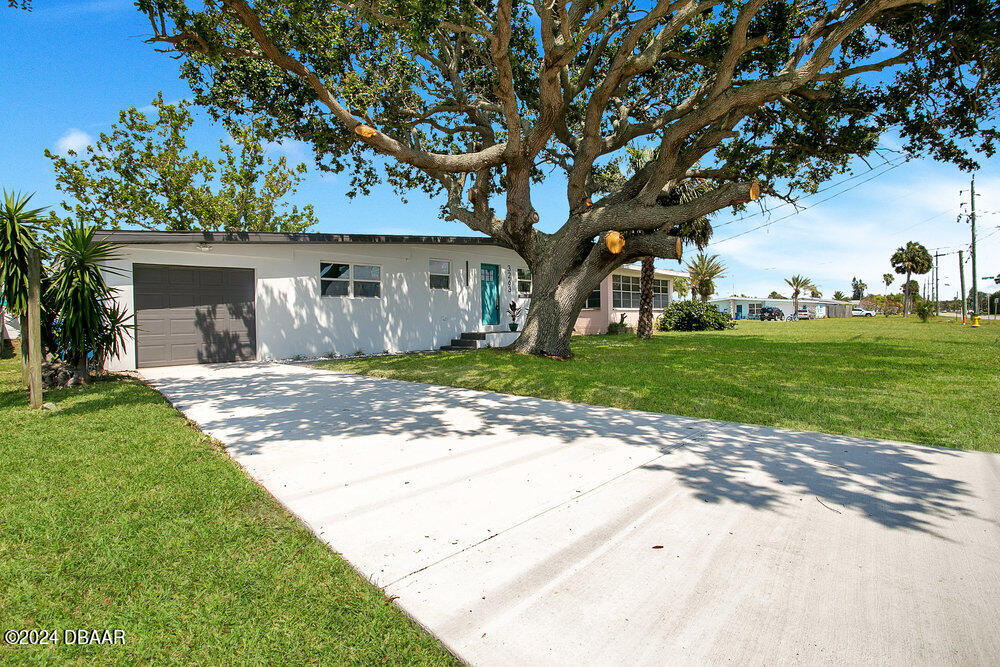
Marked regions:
[141,362,1000,665]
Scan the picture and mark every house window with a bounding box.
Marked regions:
[584,287,601,309]
[353,264,381,297]
[320,262,350,296]
[320,263,380,297]
[652,279,670,309]
[612,274,641,309]
[429,259,451,290]
[748,302,763,318]
[517,268,532,297]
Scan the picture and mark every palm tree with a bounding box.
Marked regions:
[833,290,847,301]
[686,252,726,301]
[637,179,715,336]
[0,191,45,381]
[882,273,894,290]
[636,257,655,339]
[890,241,932,317]
[784,274,817,318]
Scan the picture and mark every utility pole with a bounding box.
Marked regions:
[970,175,978,315]
[958,250,967,324]
[933,251,941,315]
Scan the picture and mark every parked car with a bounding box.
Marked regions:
[760,306,784,321]
[795,307,812,320]
[851,306,875,317]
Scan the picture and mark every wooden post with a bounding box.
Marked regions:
[27,248,43,409]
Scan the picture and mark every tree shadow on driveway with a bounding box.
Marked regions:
[144,363,987,539]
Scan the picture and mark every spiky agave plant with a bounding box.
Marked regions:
[48,224,131,379]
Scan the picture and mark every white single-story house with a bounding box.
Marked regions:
[574,263,687,334]
[709,296,853,319]
[100,230,536,370]
[99,230,698,370]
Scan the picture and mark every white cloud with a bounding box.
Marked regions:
[264,138,310,163]
[54,128,93,154]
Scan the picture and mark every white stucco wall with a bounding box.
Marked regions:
[2,311,19,339]
[103,242,529,370]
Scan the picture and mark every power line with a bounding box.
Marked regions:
[709,160,906,246]
[712,157,907,230]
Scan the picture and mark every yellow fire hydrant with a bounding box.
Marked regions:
[971,315,981,327]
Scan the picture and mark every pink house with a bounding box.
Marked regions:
[573,264,688,335]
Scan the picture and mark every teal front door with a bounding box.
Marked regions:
[481,263,500,325]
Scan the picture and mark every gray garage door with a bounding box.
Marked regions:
[134,264,256,368]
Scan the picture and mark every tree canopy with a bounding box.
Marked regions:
[137,0,1000,355]
[45,94,317,233]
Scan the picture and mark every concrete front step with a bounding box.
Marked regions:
[441,329,521,351]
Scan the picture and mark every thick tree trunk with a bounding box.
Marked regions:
[505,227,680,358]
[508,288,586,357]
[792,293,799,319]
[77,354,90,383]
[507,257,607,358]
[637,257,654,339]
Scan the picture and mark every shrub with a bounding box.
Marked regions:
[656,300,735,331]
[914,300,935,322]
[606,313,632,334]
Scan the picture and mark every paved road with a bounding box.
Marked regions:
[142,362,1000,665]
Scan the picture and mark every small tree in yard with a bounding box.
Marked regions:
[674,276,692,301]
[890,241,932,317]
[687,252,726,301]
[914,299,935,322]
[45,94,317,233]
[139,0,1000,356]
[784,275,816,317]
[851,277,867,300]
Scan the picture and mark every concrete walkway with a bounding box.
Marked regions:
[141,362,1000,665]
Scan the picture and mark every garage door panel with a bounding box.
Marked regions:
[135,292,169,310]
[169,293,197,309]
[140,317,168,337]
[134,264,256,368]
[135,265,167,285]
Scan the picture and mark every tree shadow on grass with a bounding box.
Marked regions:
[144,363,986,538]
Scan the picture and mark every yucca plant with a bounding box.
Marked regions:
[0,190,46,379]
[48,224,131,379]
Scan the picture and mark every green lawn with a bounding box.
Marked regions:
[0,353,455,665]
[320,317,1000,452]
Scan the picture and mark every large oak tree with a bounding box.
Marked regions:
[140,0,998,356]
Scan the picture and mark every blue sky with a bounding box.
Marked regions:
[3,1,998,301]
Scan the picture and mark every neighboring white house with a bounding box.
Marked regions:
[709,296,853,319]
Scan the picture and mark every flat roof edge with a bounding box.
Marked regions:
[96,229,511,248]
